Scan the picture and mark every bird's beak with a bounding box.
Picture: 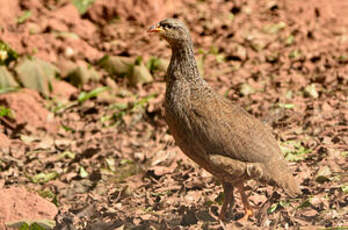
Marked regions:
[147,24,163,33]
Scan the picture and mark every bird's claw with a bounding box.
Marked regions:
[238,208,253,222]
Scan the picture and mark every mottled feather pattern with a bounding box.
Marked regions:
[151,18,300,220]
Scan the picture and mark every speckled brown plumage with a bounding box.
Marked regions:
[148,18,300,221]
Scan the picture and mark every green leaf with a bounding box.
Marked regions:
[267,200,290,214]
[204,200,214,207]
[278,103,295,109]
[38,190,55,199]
[53,31,79,40]
[263,22,286,34]
[297,199,312,209]
[120,159,133,165]
[280,141,311,162]
[106,158,116,172]
[146,57,161,71]
[228,13,235,21]
[341,185,348,194]
[197,48,207,55]
[59,151,76,159]
[19,223,30,230]
[251,41,265,52]
[209,46,219,55]
[79,166,88,178]
[279,200,290,207]
[215,192,224,205]
[7,219,55,230]
[143,206,153,213]
[0,105,13,118]
[112,111,126,124]
[112,159,140,182]
[146,57,169,72]
[338,55,348,63]
[341,151,348,158]
[267,203,279,214]
[38,190,59,207]
[0,87,19,94]
[285,35,294,46]
[132,94,157,110]
[20,135,37,144]
[109,103,128,111]
[60,124,76,133]
[197,55,205,78]
[289,50,301,59]
[17,10,32,24]
[71,0,96,14]
[0,40,18,65]
[77,86,109,103]
[31,171,59,183]
[30,223,47,230]
[135,56,143,65]
[216,54,225,63]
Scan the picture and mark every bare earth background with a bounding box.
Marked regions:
[0,0,347,229]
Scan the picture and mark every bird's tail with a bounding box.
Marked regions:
[262,160,301,197]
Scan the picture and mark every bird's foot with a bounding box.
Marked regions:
[238,208,253,222]
[218,209,228,222]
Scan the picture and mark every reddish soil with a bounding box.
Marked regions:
[0,89,58,134]
[0,187,58,229]
[0,0,347,229]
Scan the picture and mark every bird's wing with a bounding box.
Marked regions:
[188,89,284,164]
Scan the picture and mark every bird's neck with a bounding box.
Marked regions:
[167,42,203,85]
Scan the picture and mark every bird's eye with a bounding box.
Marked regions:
[163,24,172,29]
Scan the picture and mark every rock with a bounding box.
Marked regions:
[99,55,153,86]
[66,65,100,87]
[129,63,153,86]
[0,0,21,24]
[230,43,247,61]
[0,186,58,230]
[147,57,169,72]
[304,83,319,98]
[15,57,59,97]
[26,22,42,34]
[51,79,78,100]
[0,132,10,149]
[105,77,118,90]
[56,59,77,78]
[0,89,58,133]
[315,166,332,183]
[240,83,256,96]
[0,66,19,88]
[98,55,133,77]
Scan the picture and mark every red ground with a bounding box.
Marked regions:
[0,0,347,229]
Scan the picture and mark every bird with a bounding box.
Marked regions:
[147,18,300,221]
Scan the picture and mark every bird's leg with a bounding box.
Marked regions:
[236,183,253,222]
[219,182,234,221]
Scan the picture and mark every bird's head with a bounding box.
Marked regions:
[148,18,191,46]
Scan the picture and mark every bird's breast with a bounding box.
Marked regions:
[164,80,194,144]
